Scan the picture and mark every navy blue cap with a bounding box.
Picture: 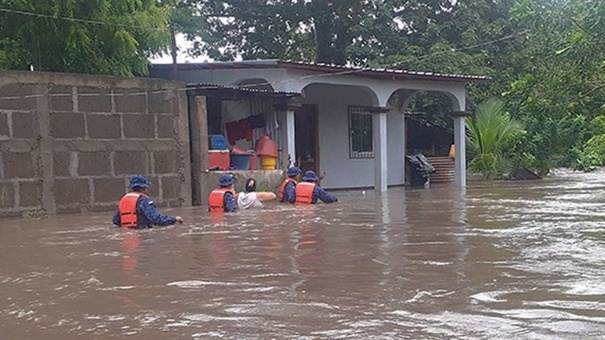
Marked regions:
[129,174,151,189]
[219,173,236,187]
[302,170,319,182]
[286,166,301,177]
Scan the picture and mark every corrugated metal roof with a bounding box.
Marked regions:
[186,83,299,96]
[276,60,490,82]
[154,59,490,83]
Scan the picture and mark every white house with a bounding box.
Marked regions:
[151,60,488,191]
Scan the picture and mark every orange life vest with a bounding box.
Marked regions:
[278,178,297,201]
[208,188,234,212]
[295,182,316,205]
[118,192,144,228]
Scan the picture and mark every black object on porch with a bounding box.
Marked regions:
[405,154,436,187]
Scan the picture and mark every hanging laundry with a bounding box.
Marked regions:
[241,118,253,141]
[225,120,243,145]
[248,114,267,129]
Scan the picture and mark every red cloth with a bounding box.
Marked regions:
[241,118,253,141]
[225,120,242,145]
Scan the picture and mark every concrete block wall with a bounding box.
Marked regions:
[0,71,191,217]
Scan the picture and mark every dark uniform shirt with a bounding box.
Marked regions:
[112,195,176,228]
[223,191,238,212]
[311,185,338,204]
[282,181,297,203]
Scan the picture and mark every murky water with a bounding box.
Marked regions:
[2,170,605,339]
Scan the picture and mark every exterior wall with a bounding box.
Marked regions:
[0,71,191,217]
[302,84,405,189]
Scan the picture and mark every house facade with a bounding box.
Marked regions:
[152,60,488,191]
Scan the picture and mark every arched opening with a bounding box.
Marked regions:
[394,90,458,157]
[388,89,461,185]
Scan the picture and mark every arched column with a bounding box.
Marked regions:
[450,110,472,187]
[448,90,468,188]
[369,106,392,193]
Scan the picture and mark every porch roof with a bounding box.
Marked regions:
[186,83,300,100]
[154,59,490,83]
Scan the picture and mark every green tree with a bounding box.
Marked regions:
[504,0,605,173]
[176,0,416,64]
[466,98,524,179]
[0,0,171,75]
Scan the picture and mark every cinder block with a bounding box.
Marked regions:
[157,115,174,138]
[161,175,181,200]
[154,150,177,174]
[54,178,90,205]
[0,83,36,110]
[12,112,36,138]
[49,85,73,111]
[87,114,120,139]
[0,113,8,138]
[50,112,85,138]
[148,92,174,114]
[78,86,111,113]
[93,177,127,203]
[53,151,71,177]
[123,114,155,138]
[115,88,147,113]
[3,152,35,178]
[146,176,159,198]
[0,182,15,208]
[114,150,148,175]
[19,180,41,207]
[78,151,111,176]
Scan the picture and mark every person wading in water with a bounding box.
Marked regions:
[278,166,301,204]
[113,174,184,229]
[295,170,338,204]
[208,173,238,212]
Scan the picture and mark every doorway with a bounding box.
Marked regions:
[295,105,319,175]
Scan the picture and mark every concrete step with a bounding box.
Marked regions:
[426,156,455,184]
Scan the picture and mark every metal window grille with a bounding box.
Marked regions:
[348,106,373,158]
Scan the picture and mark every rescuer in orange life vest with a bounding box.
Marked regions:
[295,170,339,204]
[112,174,184,229]
[208,173,238,212]
[278,166,301,203]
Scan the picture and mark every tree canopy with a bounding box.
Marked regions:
[0,0,171,75]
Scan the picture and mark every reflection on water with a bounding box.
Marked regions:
[1,169,605,339]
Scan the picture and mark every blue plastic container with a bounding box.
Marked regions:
[209,134,228,150]
[229,153,252,170]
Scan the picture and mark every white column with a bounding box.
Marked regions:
[373,110,388,192]
[401,112,407,185]
[285,109,296,167]
[452,112,470,187]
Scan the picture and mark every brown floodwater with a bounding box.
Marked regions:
[2,170,605,339]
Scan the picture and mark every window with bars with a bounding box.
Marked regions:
[348,106,373,158]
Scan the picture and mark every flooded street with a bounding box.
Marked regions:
[2,171,605,339]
